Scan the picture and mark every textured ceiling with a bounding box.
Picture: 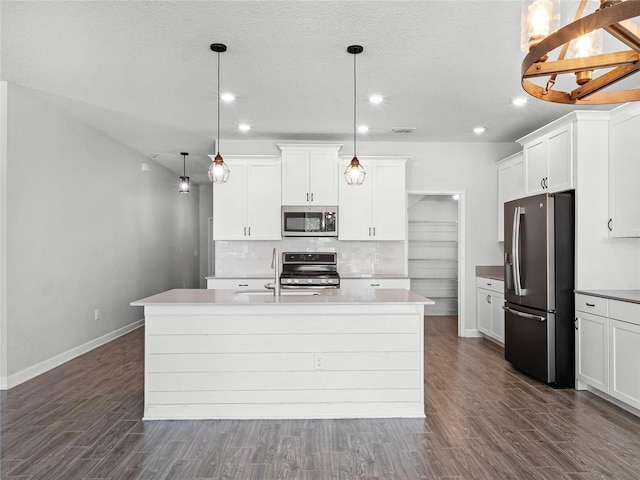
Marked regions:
[1,1,635,183]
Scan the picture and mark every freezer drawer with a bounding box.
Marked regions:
[504,303,554,383]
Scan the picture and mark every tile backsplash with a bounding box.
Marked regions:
[215,238,405,276]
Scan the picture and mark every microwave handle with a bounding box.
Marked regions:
[321,212,326,232]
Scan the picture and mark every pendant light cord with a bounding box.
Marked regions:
[217,51,221,156]
[353,51,357,158]
[183,154,186,175]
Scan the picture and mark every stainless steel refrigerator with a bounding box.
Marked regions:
[503,191,574,387]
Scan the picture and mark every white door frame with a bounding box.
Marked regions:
[0,81,8,388]
[407,190,466,337]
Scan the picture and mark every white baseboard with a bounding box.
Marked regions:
[586,385,640,418]
[464,329,484,338]
[2,319,144,390]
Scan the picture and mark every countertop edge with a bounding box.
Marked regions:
[575,289,640,305]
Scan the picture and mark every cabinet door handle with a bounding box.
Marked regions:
[244,227,247,236]
[238,284,249,287]
[608,219,613,231]
[541,178,545,188]
[373,227,376,236]
[574,318,578,330]
[248,226,251,236]
[585,303,595,307]
[368,227,372,236]
[487,295,491,303]
[311,192,314,202]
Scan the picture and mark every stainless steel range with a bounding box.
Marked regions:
[279,252,340,288]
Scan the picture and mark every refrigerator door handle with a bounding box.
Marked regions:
[512,206,524,296]
[503,306,546,322]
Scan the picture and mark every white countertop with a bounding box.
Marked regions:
[132,288,434,307]
[206,274,409,280]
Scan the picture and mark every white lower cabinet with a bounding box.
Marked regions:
[609,318,640,410]
[576,293,640,412]
[340,278,410,289]
[207,278,271,290]
[575,310,609,393]
[476,277,504,343]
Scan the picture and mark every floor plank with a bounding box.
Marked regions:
[1,316,640,479]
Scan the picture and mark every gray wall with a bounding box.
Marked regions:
[5,83,200,378]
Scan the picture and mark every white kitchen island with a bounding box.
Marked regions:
[131,288,433,420]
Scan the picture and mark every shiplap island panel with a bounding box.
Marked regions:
[132,288,433,420]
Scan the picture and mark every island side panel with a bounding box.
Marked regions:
[143,303,425,419]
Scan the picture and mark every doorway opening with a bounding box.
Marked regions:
[408,192,465,335]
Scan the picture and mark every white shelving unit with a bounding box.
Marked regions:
[408,196,459,315]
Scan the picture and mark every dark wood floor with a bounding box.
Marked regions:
[2,316,640,479]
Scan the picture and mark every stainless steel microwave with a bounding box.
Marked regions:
[281,206,338,237]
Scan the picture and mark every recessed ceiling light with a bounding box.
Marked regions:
[369,95,384,104]
[511,97,528,106]
[220,93,235,103]
[238,123,251,132]
[358,125,369,133]
[473,126,486,134]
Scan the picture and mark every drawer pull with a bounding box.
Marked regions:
[238,284,249,287]
[371,283,380,287]
[586,303,596,307]
[487,283,492,286]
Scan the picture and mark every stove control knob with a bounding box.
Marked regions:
[307,279,313,283]
[321,279,327,284]
[294,279,299,284]
[287,279,292,284]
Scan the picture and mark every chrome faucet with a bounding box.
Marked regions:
[271,247,281,297]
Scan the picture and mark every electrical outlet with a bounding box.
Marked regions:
[314,354,324,370]
[94,308,100,321]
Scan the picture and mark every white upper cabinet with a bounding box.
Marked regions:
[497,152,524,242]
[608,103,640,237]
[520,122,573,196]
[213,156,282,240]
[338,157,407,241]
[278,144,341,205]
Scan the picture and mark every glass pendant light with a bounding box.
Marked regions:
[179,152,190,193]
[208,43,230,184]
[344,45,366,186]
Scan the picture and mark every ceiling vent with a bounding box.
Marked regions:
[392,127,416,134]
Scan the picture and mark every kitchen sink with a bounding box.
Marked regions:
[235,290,320,296]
